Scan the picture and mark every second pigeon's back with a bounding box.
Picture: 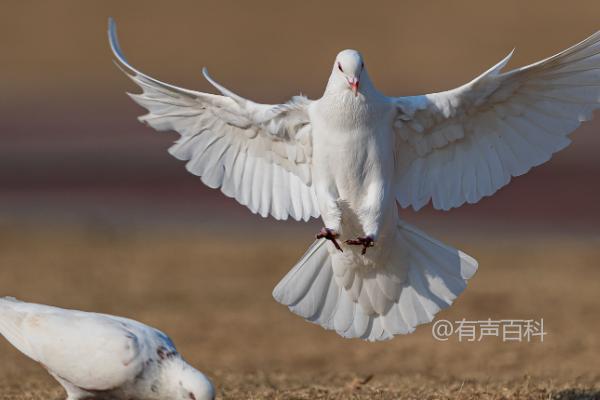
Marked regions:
[0,297,148,391]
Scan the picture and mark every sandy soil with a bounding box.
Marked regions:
[0,223,598,399]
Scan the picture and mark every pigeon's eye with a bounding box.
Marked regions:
[337,62,343,72]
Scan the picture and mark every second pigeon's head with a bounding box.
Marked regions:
[329,49,365,97]
[161,358,215,400]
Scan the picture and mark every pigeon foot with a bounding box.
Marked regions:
[345,236,375,255]
[316,227,343,252]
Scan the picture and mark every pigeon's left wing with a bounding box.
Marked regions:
[109,19,318,221]
[392,32,600,211]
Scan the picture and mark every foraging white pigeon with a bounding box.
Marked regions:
[0,297,215,400]
[109,18,600,341]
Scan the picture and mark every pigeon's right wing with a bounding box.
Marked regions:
[0,299,146,391]
[109,19,319,221]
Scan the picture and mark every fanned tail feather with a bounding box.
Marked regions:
[273,220,478,341]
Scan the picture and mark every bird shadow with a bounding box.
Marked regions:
[552,388,600,400]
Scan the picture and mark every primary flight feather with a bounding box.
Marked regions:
[109,18,600,341]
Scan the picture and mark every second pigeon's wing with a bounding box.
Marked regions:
[0,299,147,391]
[109,19,318,221]
[392,32,600,211]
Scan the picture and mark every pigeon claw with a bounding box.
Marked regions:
[316,227,343,252]
[345,236,375,255]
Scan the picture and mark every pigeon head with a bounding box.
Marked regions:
[162,359,215,400]
[331,49,365,96]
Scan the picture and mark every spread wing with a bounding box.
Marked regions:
[108,18,319,221]
[0,299,146,391]
[393,31,600,211]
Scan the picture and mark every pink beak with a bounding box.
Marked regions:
[348,77,359,96]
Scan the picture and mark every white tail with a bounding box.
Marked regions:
[273,220,478,341]
[0,297,36,358]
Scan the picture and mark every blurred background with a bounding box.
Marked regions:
[1,1,599,399]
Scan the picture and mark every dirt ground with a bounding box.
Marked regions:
[0,223,598,399]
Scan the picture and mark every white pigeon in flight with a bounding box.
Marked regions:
[109,18,600,341]
[0,297,215,400]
